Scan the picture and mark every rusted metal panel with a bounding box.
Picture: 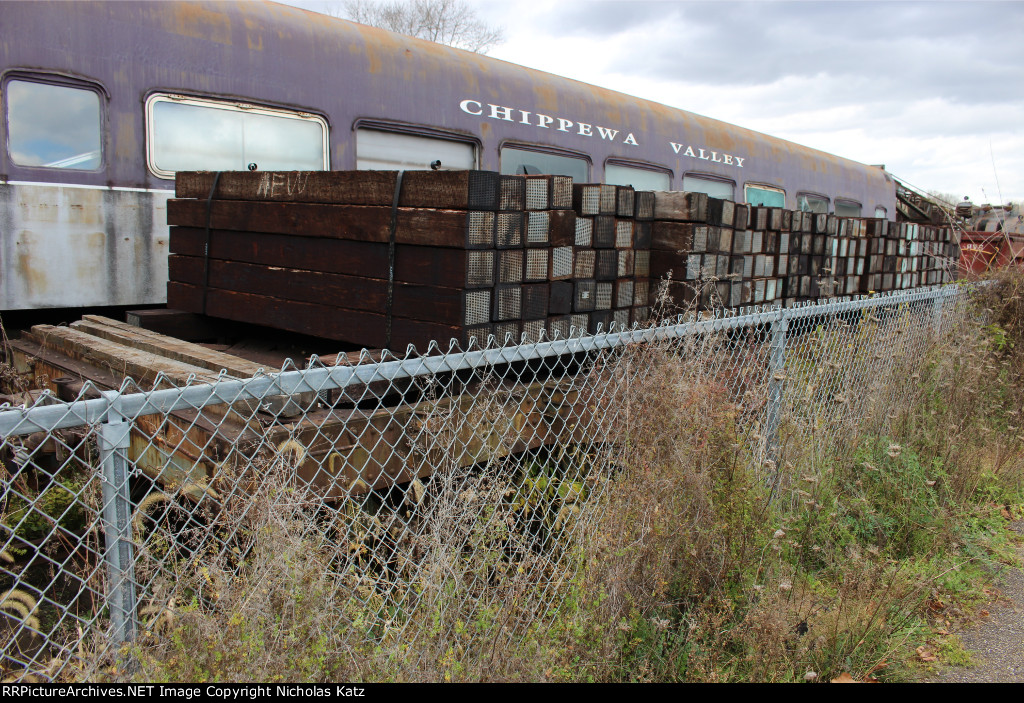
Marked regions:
[959,231,1024,275]
[0,184,170,309]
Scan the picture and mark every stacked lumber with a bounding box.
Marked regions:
[167,170,962,349]
[10,315,612,500]
[858,221,959,294]
[920,224,960,286]
[648,192,777,308]
[784,210,828,301]
[862,218,891,293]
[803,214,866,299]
[894,221,959,290]
[486,173,576,343]
[648,196,959,312]
[168,170,578,348]
[9,315,312,418]
[567,183,653,334]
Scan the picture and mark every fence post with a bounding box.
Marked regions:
[931,290,945,338]
[766,308,789,468]
[98,399,138,645]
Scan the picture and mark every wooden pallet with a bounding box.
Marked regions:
[6,315,609,503]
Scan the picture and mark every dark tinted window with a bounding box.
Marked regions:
[501,146,588,181]
[797,193,829,214]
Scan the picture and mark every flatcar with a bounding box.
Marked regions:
[0,0,897,311]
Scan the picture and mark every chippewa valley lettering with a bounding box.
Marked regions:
[458,99,747,168]
[670,142,745,168]
[459,99,639,145]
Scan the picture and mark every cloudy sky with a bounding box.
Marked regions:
[302,0,1024,204]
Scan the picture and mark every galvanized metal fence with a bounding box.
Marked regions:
[0,284,973,681]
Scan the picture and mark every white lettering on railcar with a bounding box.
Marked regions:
[459,99,638,147]
[489,104,514,121]
[458,98,748,167]
[669,142,745,168]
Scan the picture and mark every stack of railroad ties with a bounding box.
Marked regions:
[651,195,960,309]
[167,170,960,351]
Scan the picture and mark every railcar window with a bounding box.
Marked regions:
[745,184,785,208]
[605,164,670,191]
[6,80,102,169]
[683,175,734,199]
[356,129,475,170]
[147,96,327,177]
[500,147,588,182]
[797,193,829,214]
[835,200,863,217]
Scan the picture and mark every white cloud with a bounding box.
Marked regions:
[476,0,1024,201]
[300,0,1024,202]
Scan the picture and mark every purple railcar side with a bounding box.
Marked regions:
[0,1,896,310]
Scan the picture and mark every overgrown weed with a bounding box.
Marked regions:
[112,272,1024,682]
[558,271,1024,682]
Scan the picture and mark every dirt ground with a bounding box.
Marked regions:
[927,521,1024,683]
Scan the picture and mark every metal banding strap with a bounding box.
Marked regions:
[202,171,223,317]
[386,171,405,350]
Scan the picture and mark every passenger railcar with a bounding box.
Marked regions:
[0,0,897,311]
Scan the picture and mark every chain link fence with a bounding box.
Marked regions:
[0,283,974,681]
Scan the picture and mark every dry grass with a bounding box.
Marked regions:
[54,272,1022,683]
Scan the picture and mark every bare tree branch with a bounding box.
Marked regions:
[333,0,504,54]
[926,191,966,208]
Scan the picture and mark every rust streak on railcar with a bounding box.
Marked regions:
[113,113,137,167]
[289,1,495,91]
[244,17,265,51]
[532,84,562,115]
[15,234,48,300]
[360,25,493,96]
[164,3,233,45]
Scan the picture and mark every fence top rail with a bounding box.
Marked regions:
[0,284,963,438]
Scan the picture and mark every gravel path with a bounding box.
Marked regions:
[929,521,1024,683]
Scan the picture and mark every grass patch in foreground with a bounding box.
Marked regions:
[93,273,1024,683]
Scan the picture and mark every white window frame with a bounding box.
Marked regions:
[145,93,329,179]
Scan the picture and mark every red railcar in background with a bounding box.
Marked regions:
[958,203,1024,277]
[958,231,1024,277]
[895,183,1022,278]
